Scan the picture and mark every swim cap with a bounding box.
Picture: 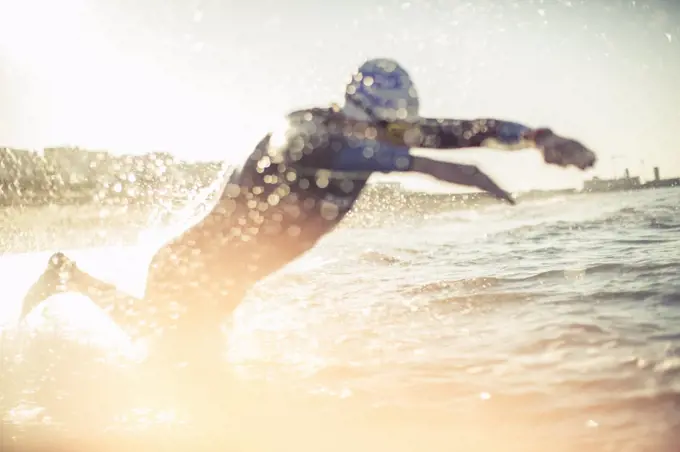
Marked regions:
[342,58,420,122]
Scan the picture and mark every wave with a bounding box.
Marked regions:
[402,262,680,298]
[656,293,680,306]
[490,199,680,239]
[403,276,508,295]
[429,291,540,309]
[358,251,405,266]
[583,289,660,302]
[612,238,672,245]
[520,262,680,281]
[593,205,678,230]
[648,220,680,230]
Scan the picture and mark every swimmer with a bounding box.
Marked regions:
[20,58,596,366]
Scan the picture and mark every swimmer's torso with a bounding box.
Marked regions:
[145,107,412,321]
[178,109,409,269]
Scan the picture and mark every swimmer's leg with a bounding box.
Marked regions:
[20,252,152,338]
[20,253,69,320]
[21,249,230,379]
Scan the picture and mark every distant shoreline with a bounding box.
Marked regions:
[2,145,679,209]
[1,178,678,210]
[2,184,674,224]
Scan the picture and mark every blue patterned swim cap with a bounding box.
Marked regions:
[343,58,420,121]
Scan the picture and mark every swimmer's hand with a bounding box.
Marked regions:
[527,128,597,170]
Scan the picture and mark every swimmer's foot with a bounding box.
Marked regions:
[20,252,78,320]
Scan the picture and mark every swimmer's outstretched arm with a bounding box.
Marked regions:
[409,157,517,204]
[270,111,595,204]
[324,112,596,170]
[368,117,596,203]
[395,117,597,170]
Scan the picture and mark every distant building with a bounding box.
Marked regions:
[583,168,641,192]
[645,166,680,189]
[582,165,680,192]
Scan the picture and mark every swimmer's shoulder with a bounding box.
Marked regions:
[282,106,346,137]
[286,106,337,123]
[235,107,340,185]
[260,107,343,163]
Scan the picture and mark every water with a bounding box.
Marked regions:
[1,187,679,451]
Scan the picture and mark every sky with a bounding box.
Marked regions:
[0,0,679,192]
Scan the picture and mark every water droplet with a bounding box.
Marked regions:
[287,225,301,237]
[315,172,330,188]
[480,392,491,400]
[320,201,339,220]
[396,157,410,169]
[267,193,280,206]
[665,33,672,43]
[340,179,354,193]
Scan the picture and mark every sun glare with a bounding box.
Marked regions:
[0,0,88,63]
[1,0,244,157]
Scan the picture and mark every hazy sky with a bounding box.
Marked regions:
[1,0,678,191]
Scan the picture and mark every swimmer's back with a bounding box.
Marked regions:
[223,107,375,234]
[147,108,374,296]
